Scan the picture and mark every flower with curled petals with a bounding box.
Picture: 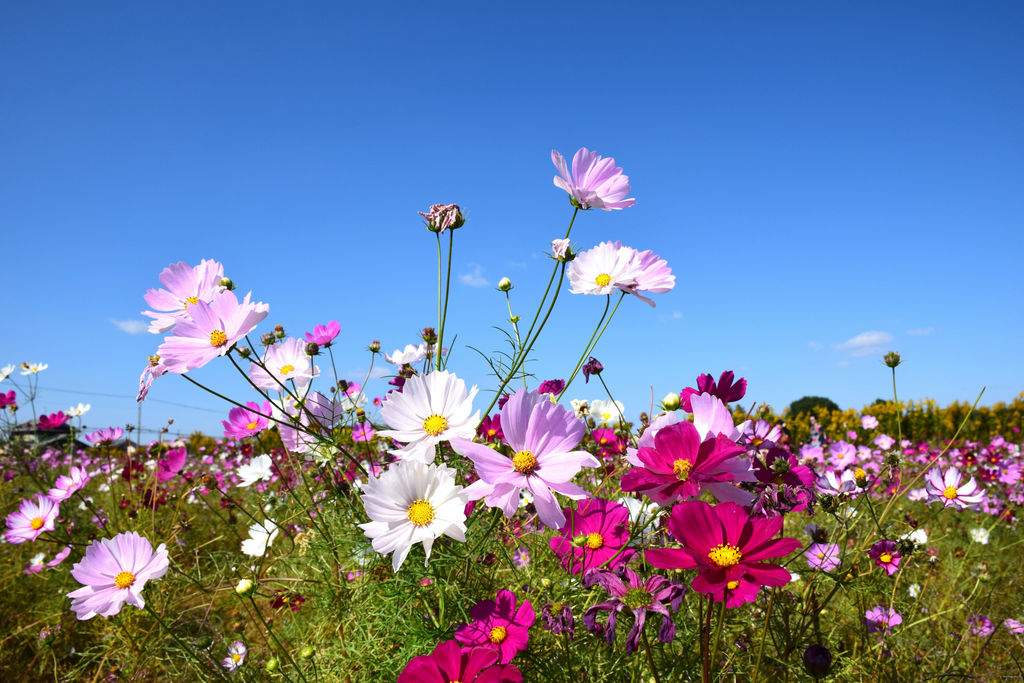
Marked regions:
[552,147,635,210]
[583,565,686,654]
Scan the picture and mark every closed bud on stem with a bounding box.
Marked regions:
[803,644,832,678]
[510,315,520,323]
[660,392,681,411]
[498,277,513,292]
[884,351,902,368]
[264,657,279,672]
[236,346,251,359]
[368,339,381,353]
[421,327,437,345]
[305,342,320,356]
[260,333,275,347]
[273,324,285,340]
[298,645,315,660]
[218,277,235,291]
[235,578,255,597]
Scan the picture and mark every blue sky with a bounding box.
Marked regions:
[2,2,1022,439]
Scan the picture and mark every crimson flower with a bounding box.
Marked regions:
[646,500,801,607]
[455,589,535,664]
[37,412,68,430]
[549,498,634,575]
[680,371,746,412]
[398,640,522,683]
[0,390,16,408]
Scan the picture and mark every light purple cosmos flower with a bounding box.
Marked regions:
[551,238,571,261]
[249,337,319,391]
[222,641,248,673]
[924,466,985,509]
[67,531,169,619]
[567,241,645,297]
[85,427,124,444]
[141,259,225,333]
[47,545,72,568]
[552,148,635,210]
[968,615,994,638]
[450,388,598,529]
[804,543,841,571]
[352,422,376,442]
[862,415,879,430]
[607,242,675,307]
[868,540,901,576]
[222,401,272,439]
[6,495,60,544]
[47,466,91,503]
[815,469,860,497]
[157,290,269,374]
[864,606,902,636]
[874,434,896,450]
[583,565,686,654]
[137,354,167,402]
[304,320,340,346]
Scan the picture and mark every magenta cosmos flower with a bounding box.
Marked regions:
[157,290,269,374]
[37,411,68,430]
[48,466,91,503]
[398,640,522,683]
[222,401,272,439]
[864,606,902,636]
[455,589,535,664]
[304,320,340,346]
[924,466,985,509]
[552,147,635,210]
[549,498,635,575]
[6,495,60,544]
[680,371,747,412]
[67,531,169,619]
[451,389,598,529]
[620,421,749,505]
[646,501,801,607]
[142,259,225,333]
[868,540,901,576]
[583,565,686,654]
[156,446,187,482]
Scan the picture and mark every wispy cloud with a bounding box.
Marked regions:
[110,318,149,335]
[671,311,683,320]
[458,264,489,288]
[907,327,934,336]
[834,330,893,357]
[808,341,823,351]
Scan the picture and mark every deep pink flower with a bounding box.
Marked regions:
[398,640,522,683]
[646,501,801,607]
[85,427,124,444]
[67,531,169,619]
[549,498,635,575]
[476,414,504,442]
[924,466,985,509]
[156,447,187,482]
[680,371,747,412]
[304,320,340,346]
[222,401,272,439]
[537,378,565,396]
[48,466,91,503]
[552,148,635,210]
[0,390,16,408]
[868,540,901,576]
[455,589,535,664]
[157,290,269,374]
[37,412,68,430]
[5,495,60,544]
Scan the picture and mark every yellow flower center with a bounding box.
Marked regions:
[707,544,742,568]
[594,273,612,287]
[30,517,44,530]
[512,449,537,474]
[855,468,866,480]
[726,580,740,590]
[422,414,448,436]
[114,571,136,589]
[585,532,604,550]
[246,422,258,430]
[148,354,161,366]
[943,485,958,500]
[278,364,295,375]
[673,459,693,481]
[487,429,497,437]
[406,499,435,526]
[817,552,825,560]
[880,553,893,564]
[231,653,241,663]
[488,626,508,644]
[209,329,228,347]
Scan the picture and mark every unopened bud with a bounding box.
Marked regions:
[854,467,868,487]
[510,315,520,323]
[421,327,437,345]
[236,346,251,359]
[218,277,235,291]
[661,392,681,411]
[772,458,791,475]
[368,339,381,353]
[235,578,255,597]
[264,657,279,672]
[273,324,285,340]
[298,645,315,660]
[305,342,320,356]
[260,333,275,346]
[883,351,902,368]
[498,277,513,292]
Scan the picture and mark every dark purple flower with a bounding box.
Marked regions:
[541,603,575,639]
[538,379,566,396]
[582,565,686,653]
[868,540,901,576]
[582,358,604,383]
[803,645,832,677]
[680,371,747,412]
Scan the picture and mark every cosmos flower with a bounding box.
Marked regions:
[679,371,747,411]
[304,320,340,346]
[85,427,124,444]
[451,389,598,530]
[378,370,479,462]
[236,454,274,488]
[48,466,92,503]
[67,531,169,619]
[137,354,167,402]
[142,259,225,333]
[5,495,60,544]
[567,242,644,297]
[398,640,523,683]
[588,398,625,427]
[67,402,91,417]
[924,466,985,509]
[0,389,15,408]
[804,543,841,571]
[351,422,376,442]
[419,203,465,233]
[868,540,901,576]
[582,357,604,383]
[222,401,272,439]
[385,343,428,365]
[358,459,468,572]
[862,415,879,430]
[551,147,635,210]
[222,641,247,673]
[157,290,269,374]
[277,391,342,454]
[156,447,187,482]
[249,337,319,391]
[20,362,48,375]
[864,606,902,636]
[607,242,675,306]
[47,545,72,568]
[0,364,15,381]
[583,565,686,654]
[549,498,634,575]
[37,412,68,430]
[969,527,990,545]
[455,589,535,664]
[551,238,571,261]
[240,520,280,557]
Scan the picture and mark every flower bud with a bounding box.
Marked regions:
[368,339,381,353]
[218,277,235,291]
[264,657,279,672]
[421,327,437,345]
[498,277,513,292]
[660,392,681,411]
[883,351,902,368]
[273,324,285,340]
[551,238,573,262]
[236,346,251,359]
[803,644,832,677]
[298,645,315,660]
[305,342,320,357]
[235,578,255,597]
[510,315,520,324]
[260,333,275,347]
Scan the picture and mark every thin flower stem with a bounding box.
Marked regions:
[752,588,776,681]
[144,602,231,682]
[641,629,663,683]
[437,230,454,371]
[247,595,310,683]
[709,599,726,676]
[891,366,902,446]
[556,295,610,401]
[559,292,625,401]
[518,206,578,354]
[436,231,443,367]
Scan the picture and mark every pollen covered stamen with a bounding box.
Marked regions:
[246,422,258,430]
[594,273,612,287]
[726,580,740,590]
[880,553,893,564]
[30,517,44,530]
[406,499,435,526]
[585,532,604,550]
[114,570,136,589]
[512,449,537,475]
[624,587,653,609]
[943,485,959,500]
[210,330,228,347]
[278,364,295,375]
[673,459,693,481]
[422,414,448,436]
[707,543,742,568]
[489,626,508,644]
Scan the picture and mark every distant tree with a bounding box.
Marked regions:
[788,396,839,416]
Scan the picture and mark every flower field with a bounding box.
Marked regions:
[2,149,1023,682]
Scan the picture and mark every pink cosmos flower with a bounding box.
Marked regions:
[249,337,319,391]
[0,390,16,408]
[868,540,901,576]
[157,290,269,374]
[646,501,802,607]
[924,466,985,509]
[222,641,247,673]
[67,531,169,619]
[304,320,340,346]
[222,401,272,439]
[398,640,523,683]
[156,447,187,481]
[552,148,635,210]
[418,203,465,232]
[608,242,675,306]
[874,433,896,450]
[48,466,92,502]
[804,543,841,571]
[47,545,72,568]
[864,606,902,636]
[862,415,879,430]
[85,427,124,444]
[5,495,60,544]
[455,589,535,664]
[137,354,167,402]
[450,389,598,529]
[351,422,376,442]
[278,391,342,454]
[679,371,747,411]
[476,414,503,442]
[142,259,225,333]
[620,421,749,505]
[549,498,635,575]
[37,412,68,430]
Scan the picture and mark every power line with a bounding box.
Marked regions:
[36,385,224,414]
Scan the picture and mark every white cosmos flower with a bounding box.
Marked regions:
[589,398,625,427]
[385,343,428,365]
[570,399,589,418]
[0,364,14,381]
[378,370,479,462]
[566,241,644,296]
[236,454,274,487]
[249,338,319,391]
[359,459,468,572]
[20,362,48,375]
[969,527,990,545]
[240,520,279,557]
[67,403,91,417]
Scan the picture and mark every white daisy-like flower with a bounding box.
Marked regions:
[566,241,644,296]
[588,398,625,427]
[240,520,279,557]
[20,362,48,375]
[899,528,928,547]
[0,364,15,381]
[907,583,921,598]
[67,402,91,417]
[385,343,428,365]
[249,338,319,391]
[358,459,468,572]
[969,527,990,545]
[236,454,274,488]
[378,370,479,462]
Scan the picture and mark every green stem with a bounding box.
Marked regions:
[559,292,626,401]
[437,229,454,371]
[752,588,776,681]
[641,629,663,683]
[144,603,231,682]
[248,595,309,683]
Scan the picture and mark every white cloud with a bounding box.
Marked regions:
[907,327,934,336]
[808,341,823,351]
[458,265,489,288]
[834,330,893,357]
[110,319,149,335]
